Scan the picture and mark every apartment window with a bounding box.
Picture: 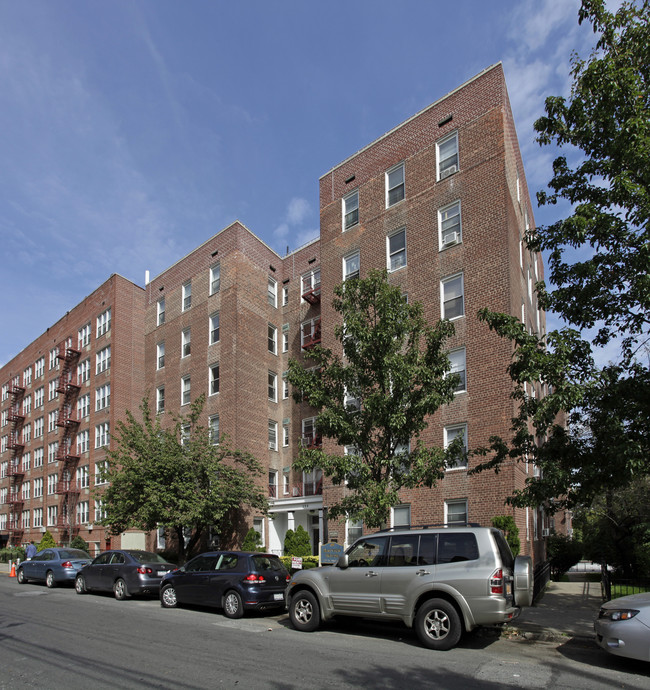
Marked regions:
[33,477,43,498]
[23,396,31,415]
[22,424,31,443]
[181,376,191,406]
[156,342,165,370]
[441,274,464,320]
[97,308,111,337]
[96,346,111,374]
[283,421,290,447]
[76,501,89,524]
[439,201,461,248]
[387,229,407,272]
[181,423,190,446]
[47,505,58,527]
[282,373,289,400]
[268,324,277,354]
[157,298,166,326]
[22,482,30,500]
[48,410,58,432]
[95,422,110,448]
[347,519,363,545]
[34,387,44,408]
[437,132,459,180]
[34,447,43,467]
[34,417,44,438]
[445,499,468,526]
[96,383,110,411]
[302,417,319,447]
[95,499,107,521]
[22,452,30,471]
[48,442,58,463]
[78,323,91,348]
[33,508,43,528]
[182,281,192,311]
[48,379,59,401]
[386,163,405,207]
[268,420,278,451]
[22,510,30,529]
[210,313,220,344]
[282,285,289,306]
[301,269,321,301]
[445,424,468,470]
[35,357,45,378]
[49,347,59,370]
[78,393,90,419]
[392,504,411,528]
[267,277,277,308]
[76,429,89,454]
[343,190,359,230]
[210,262,221,295]
[268,372,278,402]
[282,327,289,353]
[269,470,278,497]
[343,251,360,281]
[448,348,467,393]
[181,329,191,358]
[209,365,219,396]
[78,359,90,383]
[209,415,220,445]
[76,465,90,489]
[1,385,7,402]
[156,386,165,414]
[95,460,109,485]
[23,366,32,386]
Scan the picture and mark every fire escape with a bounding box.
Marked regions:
[7,377,25,542]
[55,345,81,537]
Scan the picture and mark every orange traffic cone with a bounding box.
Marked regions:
[9,561,16,578]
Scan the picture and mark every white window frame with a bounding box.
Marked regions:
[77,394,90,419]
[78,323,91,348]
[209,364,219,396]
[96,346,111,374]
[441,274,464,320]
[448,348,467,394]
[268,420,278,451]
[35,357,45,378]
[438,200,461,249]
[437,131,459,180]
[182,281,192,311]
[268,371,278,403]
[157,342,165,370]
[445,499,468,526]
[392,504,411,528]
[96,308,111,337]
[210,262,221,295]
[343,251,360,281]
[387,228,407,272]
[386,163,405,207]
[181,328,191,358]
[95,383,110,411]
[209,414,220,445]
[342,189,359,231]
[181,376,191,406]
[267,277,277,308]
[157,297,166,326]
[282,285,289,306]
[95,422,109,449]
[156,386,165,414]
[210,312,220,345]
[444,423,468,470]
[268,324,277,355]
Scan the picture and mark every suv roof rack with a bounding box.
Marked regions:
[376,523,482,533]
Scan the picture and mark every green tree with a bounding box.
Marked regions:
[491,515,521,557]
[474,0,650,510]
[38,531,56,550]
[284,526,312,557]
[241,527,263,552]
[69,535,89,553]
[97,396,268,563]
[287,269,459,529]
[545,534,584,581]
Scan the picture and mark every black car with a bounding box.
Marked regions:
[75,549,176,600]
[160,551,289,618]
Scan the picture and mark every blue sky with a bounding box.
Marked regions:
[0,0,596,368]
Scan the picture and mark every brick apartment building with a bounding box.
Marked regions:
[1,64,565,562]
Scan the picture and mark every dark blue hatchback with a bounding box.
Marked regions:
[160,551,289,618]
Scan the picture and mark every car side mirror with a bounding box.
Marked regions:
[337,554,349,569]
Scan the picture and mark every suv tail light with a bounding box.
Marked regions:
[137,566,153,575]
[490,568,504,595]
[244,574,266,583]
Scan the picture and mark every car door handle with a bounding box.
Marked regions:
[365,571,379,578]
[416,569,431,576]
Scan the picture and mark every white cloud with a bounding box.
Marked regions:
[273,197,314,253]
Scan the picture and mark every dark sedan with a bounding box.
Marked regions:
[17,548,91,588]
[75,549,176,600]
[160,551,289,618]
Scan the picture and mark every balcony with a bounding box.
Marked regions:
[291,478,323,497]
[302,283,321,305]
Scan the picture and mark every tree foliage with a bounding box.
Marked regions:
[491,515,521,557]
[284,526,312,557]
[69,535,90,553]
[241,527,263,552]
[38,531,56,550]
[474,0,650,510]
[545,534,584,581]
[96,396,268,563]
[287,269,459,529]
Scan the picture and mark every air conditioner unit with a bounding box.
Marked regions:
[443,231,459,246]
[542,527,550,538]
[440,164,457,180]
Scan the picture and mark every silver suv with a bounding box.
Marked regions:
[286,525,533,650]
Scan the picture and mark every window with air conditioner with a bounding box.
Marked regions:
[439,201,461,249]
[437,132,459,180]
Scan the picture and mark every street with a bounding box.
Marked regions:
[0,575,648,689]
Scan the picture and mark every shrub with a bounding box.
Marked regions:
[0,547,26,563]
[546,534,583,580]
[70,535,90,553]
[284,525,312,557]
[38,531,56,550]
[491,515,521,557]
[280,555,319,571]
[242,527,263,551]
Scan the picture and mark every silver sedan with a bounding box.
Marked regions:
[595,592,650,662]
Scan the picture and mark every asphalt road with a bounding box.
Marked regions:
[0,575,648,689]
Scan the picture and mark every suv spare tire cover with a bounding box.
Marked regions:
[513,555,534,607]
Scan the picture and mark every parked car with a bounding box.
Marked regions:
[594,592,650,662]
[286,525,534,650]
[75,549,176,600]
[16,548,92,588]
[160,551,290,618]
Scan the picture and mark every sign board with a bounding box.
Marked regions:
[320,542,344,565]
[291,557,303,570]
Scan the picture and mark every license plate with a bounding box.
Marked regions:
[157,570,169,576]
[274,593,284,601]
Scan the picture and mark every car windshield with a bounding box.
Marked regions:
[252,555,285,572]
[127,551,170,564]
[58,549,90,559]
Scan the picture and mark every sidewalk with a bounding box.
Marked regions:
[506,579,603,643]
